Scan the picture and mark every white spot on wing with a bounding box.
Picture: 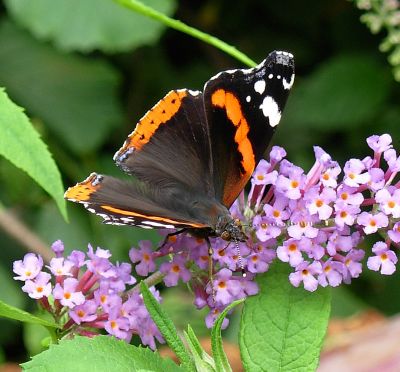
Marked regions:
[141,220,175,229]
[259,96,282,127]
[137,225,155,229]
[246,95,251,102]
[254,80,266,94]
[283,74,295,90]
[276,50,293,58]
[189,90,201,96]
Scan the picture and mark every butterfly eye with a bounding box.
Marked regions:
[221,231,231,241]
[234,219,242,227]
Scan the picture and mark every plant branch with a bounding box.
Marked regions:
[0,202,53,263]
[125,270,165,299]
[114,0,257,68]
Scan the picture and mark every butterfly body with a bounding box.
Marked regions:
[65,51,295,243]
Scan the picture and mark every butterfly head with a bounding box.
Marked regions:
[216,216,247,242]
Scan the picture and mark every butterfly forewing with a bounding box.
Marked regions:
[203,51,295,207]
[113,89,214,196]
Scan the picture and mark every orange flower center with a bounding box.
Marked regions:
[257,174,264,181]
[322,173,330,180]
[302,269,309,276]
[273,210,281,218]
[291,180,299,188]
[316,199,323,208]
[381,253,388,261]
[324,265,331,273]
[172,264,180,273]
[369,219,376,227]
[341,193,348,201]
[168,235,177,243]
[288,243,297,252]
[77,310,85,318]
[37,286,43,293]
[388,200,396,209]
[340,211,348,218]
[143,253,150,262]
[64,292,71,300]
[218,281,227,289]
[251,255,259,262]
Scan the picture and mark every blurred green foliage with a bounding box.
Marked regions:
[0,0,400,364]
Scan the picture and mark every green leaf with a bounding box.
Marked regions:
[21,335,183,371]
[5,0,176,53]
[140,281,195,372]
[0,88,67,219]
[211,299,244,372]
[0,21,122,155]
[284,54,391,130]
[184,325,215,372]
[0,299,58,328]
[239,262,331,372]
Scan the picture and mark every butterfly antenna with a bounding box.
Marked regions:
[235,239,246,277]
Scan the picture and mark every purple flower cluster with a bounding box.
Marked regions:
[13,241,163,349]
[13,133,400,342]
[243,133,400,291]
[128,134,400,326]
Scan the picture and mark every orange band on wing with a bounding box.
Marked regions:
[211,89,255,204]
[116,90,188,157]
[64,173,100,202]
[100,205,207,228]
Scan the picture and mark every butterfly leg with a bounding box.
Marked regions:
[205,237,217,304]
[157,228,188,251]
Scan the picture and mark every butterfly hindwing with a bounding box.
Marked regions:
[203,51,295,207]
[65,173,212,229]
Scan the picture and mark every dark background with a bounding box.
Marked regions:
[0,0,399,364]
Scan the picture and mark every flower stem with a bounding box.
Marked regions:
[126,270,165,299]
[114,0,257,68]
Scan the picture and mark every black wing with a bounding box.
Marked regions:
[65,173,227,229]
[113,89,214,197]
[203,51,295,207]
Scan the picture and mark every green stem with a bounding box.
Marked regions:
[124,270,165,300]
[114,0,257,68]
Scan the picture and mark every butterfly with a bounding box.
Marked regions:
[65,51,295,246]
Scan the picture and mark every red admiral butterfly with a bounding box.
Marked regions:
[65,51,295,245]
